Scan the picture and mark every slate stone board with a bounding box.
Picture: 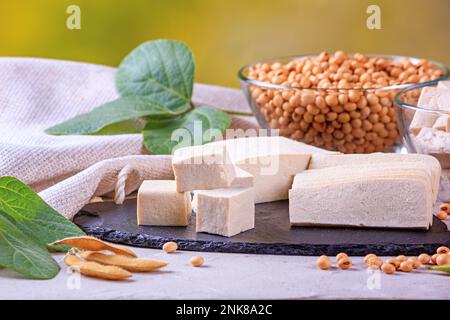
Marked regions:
[74,199,450,256]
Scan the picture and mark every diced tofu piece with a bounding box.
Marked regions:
[195,187,255,237]
[309,153,441,203]
[137,180,191,226]
[289,168,432,229]
[432,115,450,131]
[208,136,337,203]
[409,87,450,135]
[417,87,450,110]
[231,167,254,187]
[409,112,439,135]
[172,144,236,192]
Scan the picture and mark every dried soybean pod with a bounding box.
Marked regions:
[50,236,137,257]
[64,254,82,267]
[80,251,168,272]
[64,254,131,281]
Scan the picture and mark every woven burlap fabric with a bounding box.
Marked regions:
[0,58,258,219]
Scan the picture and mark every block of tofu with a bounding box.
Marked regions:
[408,87,450,135]
[309,152,441,202]
[440,169,450,202]
[432,115,450,131]
[438,81,450,90]
[289,168,432,229]
[195,187,255,237]
[230,167,254,188]
[172,144,236,192]
[293,164,435,224]
[137,180,191,226]
[208,136,338,203]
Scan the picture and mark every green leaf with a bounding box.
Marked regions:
[0,211,59,279]
[45,96,189,135]
[0,176,85,248]
[143,107,232,154]
[94,118,147,135]
[116,39,194,110]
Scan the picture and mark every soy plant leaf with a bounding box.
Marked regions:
[0,211,59,279]
[116,39,195,110]
[45,96,189,135]
[143,107,232,154]
[0,176,85,249]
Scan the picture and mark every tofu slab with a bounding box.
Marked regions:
[309,153,441,202]
[289,176,430,229]
[292,165,434,227]
[172,144,236,192]
[195,187,255,237]
[137,180,191,226]
[207,136,338,203]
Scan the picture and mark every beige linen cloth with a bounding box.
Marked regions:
[0,58,258,220]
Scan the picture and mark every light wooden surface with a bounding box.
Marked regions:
[0,246,449,300]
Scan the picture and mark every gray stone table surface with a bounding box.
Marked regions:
[0,245,449,300]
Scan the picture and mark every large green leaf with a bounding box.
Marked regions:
[0,177,85,247]
[45,96,189,135]
[143,107,232,154]
[116,40,194,110]
[0,211,59,279]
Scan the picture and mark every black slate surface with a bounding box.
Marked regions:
[74,199,450,256]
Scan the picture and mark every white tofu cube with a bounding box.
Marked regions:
[137,180,191,226]
[208,136,334,203]
[230,167,254,188]
[172,145,236,192]
[195,187,255,237]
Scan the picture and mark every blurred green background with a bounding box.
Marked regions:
[0,0,449,88]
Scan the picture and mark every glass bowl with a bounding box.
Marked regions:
[395,83,450,201]
[238,54,449,153]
